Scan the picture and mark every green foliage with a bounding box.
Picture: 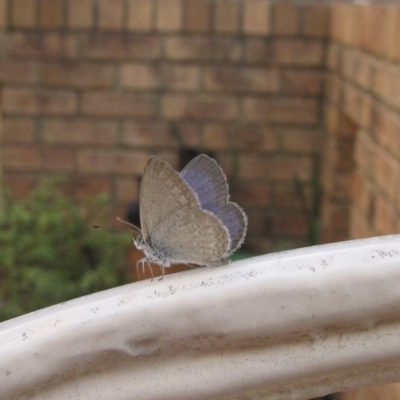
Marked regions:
[0,179,132,322]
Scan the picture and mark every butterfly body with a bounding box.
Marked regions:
[136,154,247,277]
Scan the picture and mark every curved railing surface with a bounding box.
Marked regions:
[2,235,400,399]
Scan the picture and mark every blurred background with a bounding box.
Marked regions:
[1,1,400,397]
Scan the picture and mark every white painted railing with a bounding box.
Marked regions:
[2,235,400,399]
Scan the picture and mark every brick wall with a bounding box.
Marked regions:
[326,3,400,399]
[324,4,400,243]
[0,0,329,252]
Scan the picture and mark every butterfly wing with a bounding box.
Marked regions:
[180,154,247,255]
[139,156,230,265]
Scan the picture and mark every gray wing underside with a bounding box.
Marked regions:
[139,156,229,264]
[151,206,230,266]
[180,154,247,255]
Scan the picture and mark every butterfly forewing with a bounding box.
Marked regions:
[140,156,199,240]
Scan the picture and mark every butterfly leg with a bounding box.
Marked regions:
[137,257,154,281]
[147,261,155,281]
[158,262,165,281]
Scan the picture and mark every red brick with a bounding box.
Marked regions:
[202,124,279,152]
[121,121,178,148]
[77,149,150,174]
[42,147,76,171]
[165,36,242,62]
[345,4,358,47]
[350,170,371,218]
[332,137,356,172]
[326,43,341,71]
[321,200,350,239]
[128,0,154,32]
[273,212,308,237]
[342,49,374,91]
[0,61,38,84]
[81,33,160,60]
[274,184,312,211]
[244,38,273,64]
[391,8,400,62]
[156,0,182,32]
[41,118,118,146]
[356,5,374,51]
[170,122,202,149]
[281,70,323,95]
[243,0,271,35]
[350,209,373,240]
[342,82,372,128]
[39,0,64,28]
[363,383,400,399]
[82,92,156,118]
[162,94,238,121]
[239,154,312,181]
[0,0,7,29]
[302,6,329,38]
[330,171,356,202]
[120,63,154,89]
[120,121,200,151]
[42,62,115,88]
[331,4,354,44]
[185,0,212,33]
[394,180,400,215]
[370,5,388,58]
[244,209,272,240]
[234,183,271,208]
[3,146,43,170]
[321,137,334,193]
[381,6,399,61]
[325,73,342,105]
[274,39,324,66]
[11,0,37,28]
[2,88,77,115]
[336,113,358,138]
[115,177,139,202]
[69,177,112,199]
[77,149,116,174]
[159,64,200,91]
[281,129,324,154]
[355,130,377,178]
[243,97,318,124]
[325,105,339,135]
[7,33,78,59]
[204,67,279,93]
[374,147,398,201]
[372,106,400,158]
[98,0,124,30]
[3,118,36,143]
[215,0,239,34]
[273,4,299,36]
[373,64,400,111]
[3,173,37,198]
[68,0,93,29]
[374,192,398,235]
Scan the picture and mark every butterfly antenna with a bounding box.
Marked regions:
[92,224,137,234]
[116,217,142,234]
[92,217,141,235]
